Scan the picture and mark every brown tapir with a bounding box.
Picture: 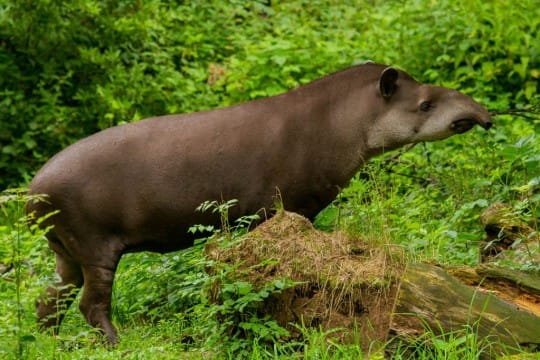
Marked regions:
[26,63,492,344]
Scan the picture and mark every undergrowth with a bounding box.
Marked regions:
[2,191,537,359]
[1,0,539,358]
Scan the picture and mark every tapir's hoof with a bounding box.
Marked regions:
[88,327,119,347]
[102,326,119,347]
[104,335,119,347]
[36,303,62,333]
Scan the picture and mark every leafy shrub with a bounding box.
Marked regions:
[0,0,262,188]
[3,0,537,189]
[0,190,54,359]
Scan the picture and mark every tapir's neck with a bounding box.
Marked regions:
[272,66,382,187]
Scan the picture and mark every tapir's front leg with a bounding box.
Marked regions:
[79,264,119,345]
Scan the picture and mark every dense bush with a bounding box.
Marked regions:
[0,0,252,187]
[1,0,538,188]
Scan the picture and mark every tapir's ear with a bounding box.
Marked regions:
[378,67,399,99]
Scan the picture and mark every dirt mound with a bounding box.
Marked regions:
[205,211,405,349]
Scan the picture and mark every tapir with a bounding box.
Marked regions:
[27,63,492,344]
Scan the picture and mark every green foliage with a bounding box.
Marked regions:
[389,322,518,360]
[188,200,292,357]
[3,0,538,189]
[0,189,54,359]
[0,194,533,359]
[196,272,293,357]
[1,0,539,358]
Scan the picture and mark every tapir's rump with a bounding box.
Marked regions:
[27,63,492,344]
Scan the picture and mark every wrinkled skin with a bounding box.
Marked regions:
[27,63,492,344]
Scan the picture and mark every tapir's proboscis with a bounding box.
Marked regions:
[27,63,492,344]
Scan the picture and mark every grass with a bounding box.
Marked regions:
[1,186,538,359]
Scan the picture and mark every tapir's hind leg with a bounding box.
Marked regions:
[79,262,120,345]
[37,253,84,332]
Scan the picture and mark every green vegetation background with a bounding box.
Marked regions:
[1,0,539,358]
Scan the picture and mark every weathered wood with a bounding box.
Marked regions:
[390,263,540,354]
[457,264,540,295]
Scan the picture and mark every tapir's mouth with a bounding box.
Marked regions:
[451,116,493,133]
[451,119,476,133]
[451,118,493,133]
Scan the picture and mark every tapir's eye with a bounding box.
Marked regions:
[420,101,433,112]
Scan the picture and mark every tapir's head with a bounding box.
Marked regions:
[365,66,492,153]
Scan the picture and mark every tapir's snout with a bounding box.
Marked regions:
[413,87,494,143]
[449,96,493,134]
[481,118,493,130]
[474,111,493,130]
[469,99,493,131]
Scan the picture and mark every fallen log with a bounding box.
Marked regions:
[390,263,540,355]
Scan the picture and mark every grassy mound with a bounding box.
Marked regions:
[205,211,405,349]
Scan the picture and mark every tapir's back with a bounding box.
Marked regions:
[28,113,245,249]
[28,64,376,228]
[27,87,330,253]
